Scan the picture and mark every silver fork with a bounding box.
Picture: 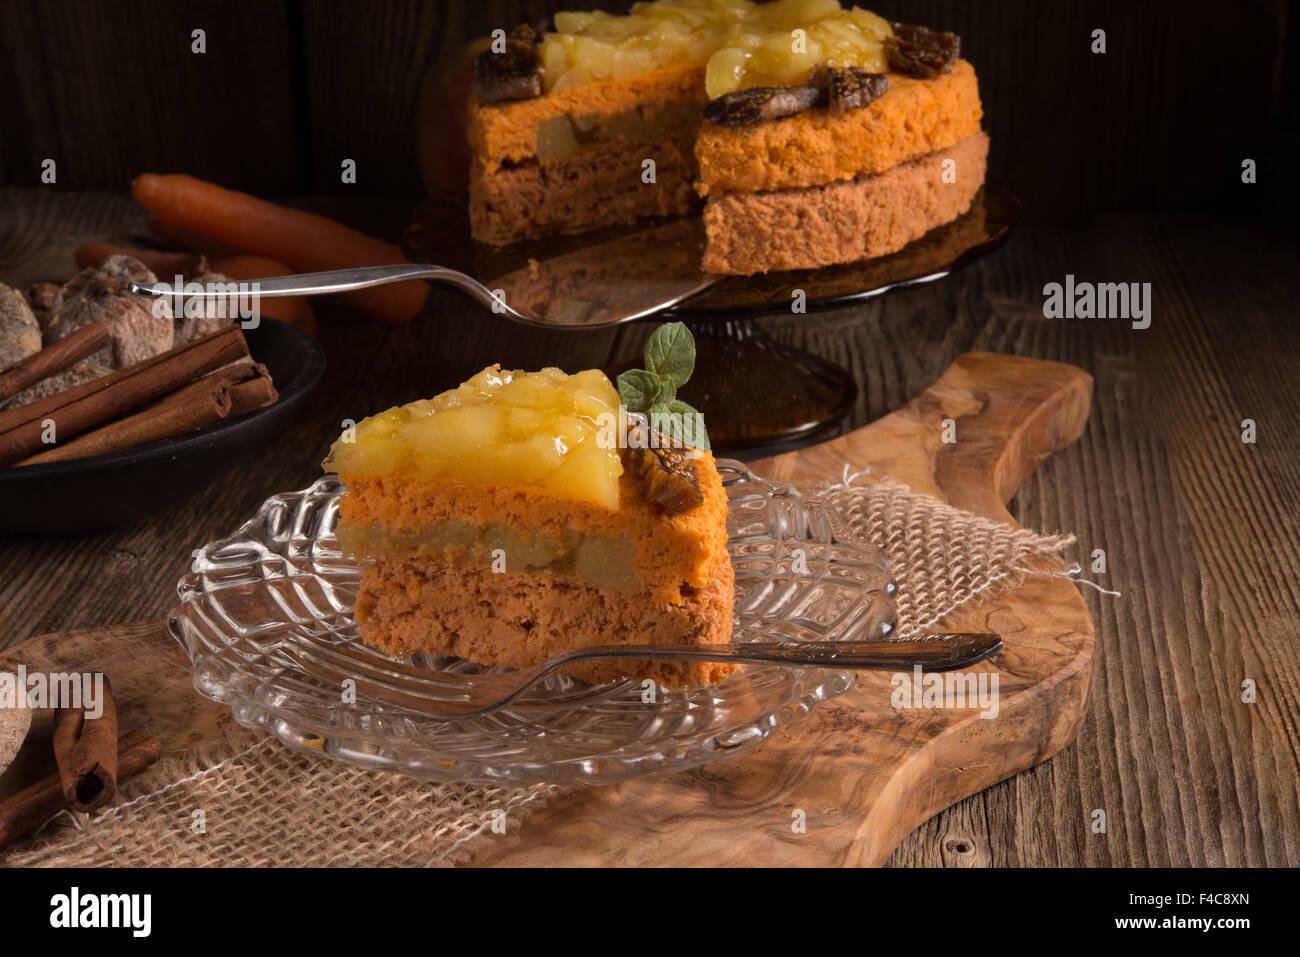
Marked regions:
[129,221,717,330]
[279,632,1003,719]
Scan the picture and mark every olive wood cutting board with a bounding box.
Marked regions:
[0,351,1094,866]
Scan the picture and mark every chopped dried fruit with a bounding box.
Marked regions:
[0,284,41,373]
[509,23,545,46]
[885,23,959,77]
[811,65,889,112]
[626,441,704,513]
[474,27,544,102]
[703,84,821,126]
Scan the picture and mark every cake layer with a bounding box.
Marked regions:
[353,553,736,689]
[469,130,700,245]
[339,449,730,605]
[337,518,640,593]
[470,64,705,174]
[694,59,982,196]
[701,131,987,275]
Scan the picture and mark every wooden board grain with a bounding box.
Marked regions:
[0,350,1094,866]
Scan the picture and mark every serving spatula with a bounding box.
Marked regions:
[129,219,717,329]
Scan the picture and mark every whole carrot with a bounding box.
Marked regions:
[146,217,240,257]
[75,242,196,277]
[131,174,428,323]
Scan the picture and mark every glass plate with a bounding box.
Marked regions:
[168,462,897,785]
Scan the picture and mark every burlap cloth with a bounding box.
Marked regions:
[2,472,1083,868]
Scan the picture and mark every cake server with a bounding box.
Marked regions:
[279,632,1003,719]
[129,218,718,330]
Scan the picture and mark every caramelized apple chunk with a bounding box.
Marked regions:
[704,1,892,98]
[534,0,894,99]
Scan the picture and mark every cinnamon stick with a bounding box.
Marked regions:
[18,385,231,465]
[0,730,162,850]
[228,369,278,415]
[51,676,118,812]
[0,325,247,466]
[0,321,111,403]
[140,358,268,414]
[15,360,275,465]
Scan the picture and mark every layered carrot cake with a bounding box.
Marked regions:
[466,0,986,275]
[324,362,734,688]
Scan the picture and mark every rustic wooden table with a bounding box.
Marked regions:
[1,188,1297,865]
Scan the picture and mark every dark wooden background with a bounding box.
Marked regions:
[2,0,1296,220]
[1,1,1298,866]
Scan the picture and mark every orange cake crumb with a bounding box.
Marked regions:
[694,60,983,196]
[354,551,735,689]
[702,131,988,275]
[340,449,729,605]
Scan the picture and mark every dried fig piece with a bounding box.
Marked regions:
[703,84,822,126]
[175,263,237,345]
[45,255,173,369]
[886,23,960,77]
[508,23,544,46]
[626,441,704,513]
[25,281,61,335]
[2,362,103,411]
[811,65,889,113]
[0,284,42,371]
[474,24,544,102]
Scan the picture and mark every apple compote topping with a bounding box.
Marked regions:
[702,0,891,98]
[325,365,625,510]
[539,0,751,94]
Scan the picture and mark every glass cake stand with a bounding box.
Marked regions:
[403,184,1019,453]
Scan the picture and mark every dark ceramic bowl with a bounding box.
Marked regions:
[0,319,326,535]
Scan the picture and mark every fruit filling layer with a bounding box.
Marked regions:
[535,100,702,163]
[537,0,894,99]
[324,365,624,510]
[336,519,640,593]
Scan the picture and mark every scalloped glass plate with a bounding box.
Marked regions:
[168,461,897,785]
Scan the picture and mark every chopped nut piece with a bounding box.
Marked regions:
[810,65,890,113]
[474,26,544,102]
[703,84,821,126]
[885,23,960,77]
[626,441,704,513]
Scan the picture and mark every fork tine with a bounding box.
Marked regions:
[291,636,473,690]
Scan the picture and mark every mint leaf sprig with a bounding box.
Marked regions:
[616,322,710,450]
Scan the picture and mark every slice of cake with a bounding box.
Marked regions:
[324,352,734,689]
[464,0,986,275]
